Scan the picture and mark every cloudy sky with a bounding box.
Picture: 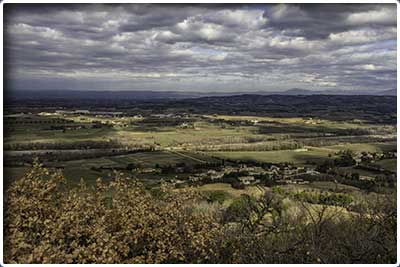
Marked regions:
[4,4,397,92]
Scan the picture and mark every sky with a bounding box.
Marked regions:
[4,4,397,92]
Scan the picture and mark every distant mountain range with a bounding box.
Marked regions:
[6,88,396,100]
[273,88,397,96]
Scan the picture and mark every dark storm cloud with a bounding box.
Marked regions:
[263,4,396,39]
[3,3,397,92]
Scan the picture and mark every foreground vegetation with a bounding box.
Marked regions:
[4,163,396,264]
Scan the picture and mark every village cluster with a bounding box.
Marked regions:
[181,164,321,187]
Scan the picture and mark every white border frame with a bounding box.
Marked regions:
[0,0,398,266]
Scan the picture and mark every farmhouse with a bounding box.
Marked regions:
[305,169,320,175]
[238,176,257,185]
[205,170,223,180]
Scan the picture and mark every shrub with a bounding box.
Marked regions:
[4,163,223,264]
[334,150,356,167]
[223,194,257,224]
[202,190,230,204]
[292,191,353,207]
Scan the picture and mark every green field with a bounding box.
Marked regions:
[4,113,396,189]
[321,142,396,153]
[5,126,116,145]
[281,181,361,193]
[4,150,219,187]
[114,122,258,147]
[194,183,267,206]
[60,151,215,185]
[109,150,211,166]
[208,147,333,165]
[375,158,397,172]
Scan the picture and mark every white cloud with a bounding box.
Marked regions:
[329,28,395,45]
[210,9,267,29]
[359,64,377,70]
[268,4,307,21]
[346,7,396,26]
